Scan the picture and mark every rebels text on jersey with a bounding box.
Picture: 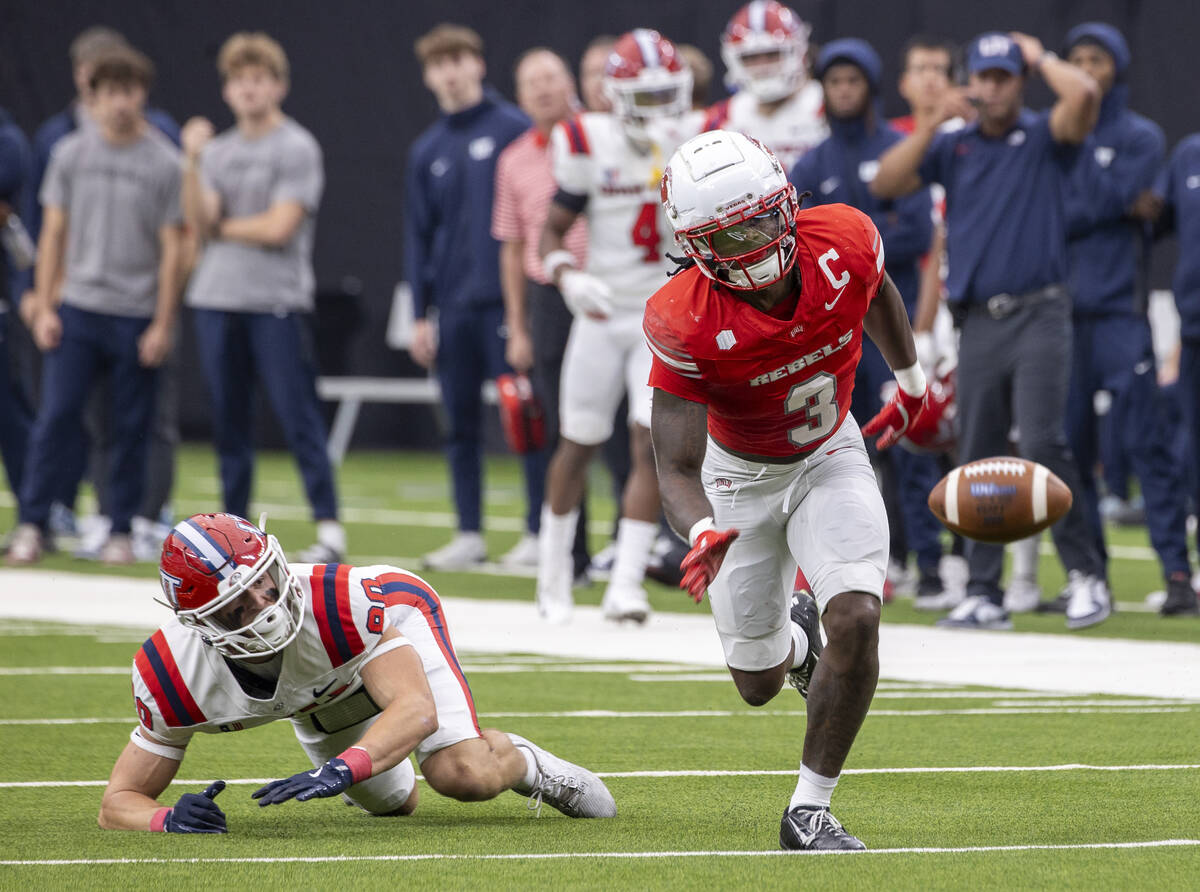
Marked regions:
[552,112,702,309]
[644,204,885,458]
[130,564,476,750]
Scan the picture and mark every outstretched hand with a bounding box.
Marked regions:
[252,758,355,807]
[863,386,929,450]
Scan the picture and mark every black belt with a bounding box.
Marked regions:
[968,284,1067,320]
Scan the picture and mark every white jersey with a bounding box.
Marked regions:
[129,563,477,750]
[551,111,703,309]
[704,81,828,172]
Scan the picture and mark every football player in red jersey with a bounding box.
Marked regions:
[98,512,615,832]
[644,131,935,850]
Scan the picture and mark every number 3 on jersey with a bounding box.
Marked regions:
[631,202,661,262]
[785,372,838,448]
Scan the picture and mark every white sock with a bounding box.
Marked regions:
[1009,533,1039,580]
[517,745,538,788]
[608,518,658,590]
[790,763,839,810]
[538,506,577,576]
[316,520,346,554]
[789,623,810,669]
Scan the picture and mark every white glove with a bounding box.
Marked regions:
[559,269,613,320]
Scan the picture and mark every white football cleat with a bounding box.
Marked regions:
[601,583,650,624]
[421,532,486,571]
[536,558,574,624]
[507,733,616,818]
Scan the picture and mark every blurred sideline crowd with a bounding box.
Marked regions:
[0,4,1197,623]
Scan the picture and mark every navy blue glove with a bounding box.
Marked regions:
[252,758,355,806]
[160,780,227,833]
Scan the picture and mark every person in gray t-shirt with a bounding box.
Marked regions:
[7,47,184,567]
[181,32,344,562]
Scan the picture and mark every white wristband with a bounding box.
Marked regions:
[894,361,927,397]
[688,516,717,547]
[542,250,577,281]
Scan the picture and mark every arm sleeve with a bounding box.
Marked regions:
[643,300,710,404]
[403,147,433,318]
[490,145,522,242]
[550,121,591,197]
[38,141,72,211]
[271,133,324,212]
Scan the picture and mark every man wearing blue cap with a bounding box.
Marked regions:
[790,39,947,608]
[872,31,1110,630]
[1061,24,1196,616]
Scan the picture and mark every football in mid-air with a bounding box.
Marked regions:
[927,457,1073,544]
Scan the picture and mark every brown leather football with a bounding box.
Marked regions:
[928,456,1073,544]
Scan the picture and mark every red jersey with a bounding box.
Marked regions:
[644,204,885,458]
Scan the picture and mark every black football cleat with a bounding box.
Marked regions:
[784,590,823,699]
[1161,576,1200,616]
[780,805,866,851]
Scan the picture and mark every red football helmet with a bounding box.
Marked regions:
[496,372,546,454]
[158,513,304,659]
[604,29,693,132]
[900,368,958,455]
[722,1,812,102]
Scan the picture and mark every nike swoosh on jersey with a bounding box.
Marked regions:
[312,679,336,699]
[824,286,848,311]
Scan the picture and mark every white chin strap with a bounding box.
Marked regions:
[746,72,803,103]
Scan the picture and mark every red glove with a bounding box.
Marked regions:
[863,386,929,450]
[679,527,739,603]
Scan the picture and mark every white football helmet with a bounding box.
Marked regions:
[661,129,800,291]
[603,29,693,139]
[721,1,812,103]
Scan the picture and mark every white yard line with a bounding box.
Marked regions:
[2,571,1199,699]
[3,839,1198,864]
[3,703,1195,727]
[4,763,1199,788]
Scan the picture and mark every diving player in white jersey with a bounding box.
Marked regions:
[536,28,702,625]
[98,512,615,832]
[703,1,828,171]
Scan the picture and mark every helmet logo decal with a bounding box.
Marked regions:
[160,570,183,609]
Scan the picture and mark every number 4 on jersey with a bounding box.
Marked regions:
[631,202,661,262]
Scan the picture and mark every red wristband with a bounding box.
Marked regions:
[336,746,374,784]
[150,806,172,832]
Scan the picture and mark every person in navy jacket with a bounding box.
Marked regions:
[0,106,33,499]
[1061,23,1195,616]
[404,24,546,571]
[789,39,945,606]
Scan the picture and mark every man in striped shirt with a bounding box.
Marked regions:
[492,48,591,575]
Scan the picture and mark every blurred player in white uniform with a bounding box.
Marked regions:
[97,512,615,833]
[703,1,828,171]
[537,29,702,624]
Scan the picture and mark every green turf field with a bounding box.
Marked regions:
[1,446,1199,888]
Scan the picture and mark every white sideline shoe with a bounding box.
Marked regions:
[536,559,574,624]
[5,523,44,566]
[500,533,540,568]
[1003,576,1043,613]
[507,733,616,818]
[1065,571,1112,630]
[421,532,486,571]
[936,595,1013,630]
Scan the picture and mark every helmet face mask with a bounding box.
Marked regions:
[159,514,305,659]
[663,131,800,291]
